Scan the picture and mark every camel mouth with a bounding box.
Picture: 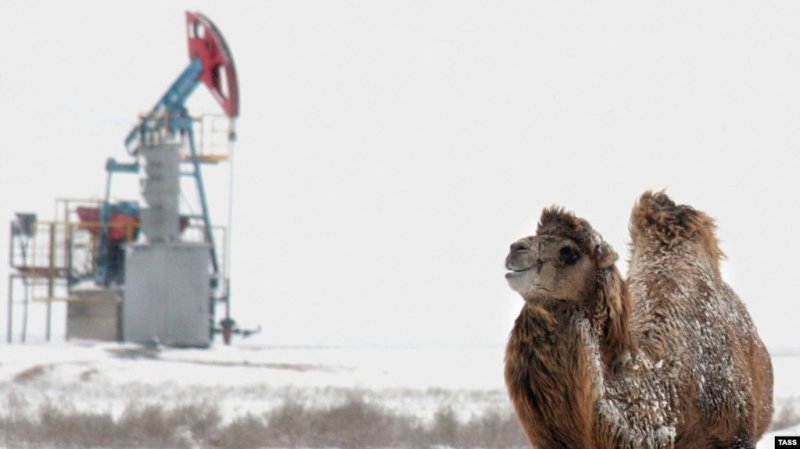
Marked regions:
[505,267,532,279]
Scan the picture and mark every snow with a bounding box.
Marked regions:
[772,354,800,398]
[758,425,800,449]
[0,340,796,444]
[0,340,506,389]
[0,340,509,423]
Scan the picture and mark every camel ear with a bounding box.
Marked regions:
[596,242,618,269]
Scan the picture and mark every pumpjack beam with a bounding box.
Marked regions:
[101,11,239,286]
[124,12,239,154]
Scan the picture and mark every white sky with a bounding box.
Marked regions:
[1,1,799,349]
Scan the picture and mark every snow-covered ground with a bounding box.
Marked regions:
[760,426,800,449]
[0,340,511,424]
[759,353,800,449]
[0,340,797,447]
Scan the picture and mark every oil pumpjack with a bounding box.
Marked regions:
[7,12,246,346]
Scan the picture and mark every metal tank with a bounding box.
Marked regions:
[123,143,212,347]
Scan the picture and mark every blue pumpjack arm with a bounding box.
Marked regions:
[125,58,204,154]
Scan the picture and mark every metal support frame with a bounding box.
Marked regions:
[97,159,140,285]
[6,275,12,343]
[46,225,55,341]
[186,130,220,278]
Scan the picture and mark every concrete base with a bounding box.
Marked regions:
[66,288,121,342]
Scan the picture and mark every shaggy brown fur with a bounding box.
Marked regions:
[504,192,773,449]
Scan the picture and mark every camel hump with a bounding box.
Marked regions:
[630,191,725,264]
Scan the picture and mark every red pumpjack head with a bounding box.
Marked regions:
[186,11,240,118]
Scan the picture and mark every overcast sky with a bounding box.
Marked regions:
[1,1,799,349]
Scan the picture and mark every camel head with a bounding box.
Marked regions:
[505,207,619,303]
[505,206,635,367]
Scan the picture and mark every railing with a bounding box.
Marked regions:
[8,198,230,342]
[126,112,234,163]
[193,114,235,163]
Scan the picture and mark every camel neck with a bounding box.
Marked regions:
[505,303,599,449]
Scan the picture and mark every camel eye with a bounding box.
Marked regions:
[560,246,580,265]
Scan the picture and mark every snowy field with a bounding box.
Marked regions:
[0,340,511,422]
[0,340,797,448]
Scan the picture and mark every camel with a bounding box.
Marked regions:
[503,191,773,449]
